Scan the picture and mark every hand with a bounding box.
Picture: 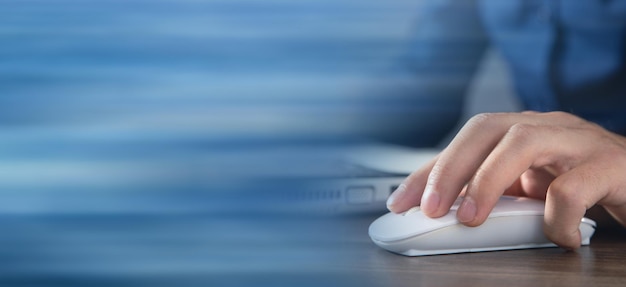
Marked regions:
[386,111,626,249]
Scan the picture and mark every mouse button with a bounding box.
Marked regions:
[403,206,421,216]
[421,215,552,252]
[368,212,458,242]
[499,195,520,201]
[489,197,545,217]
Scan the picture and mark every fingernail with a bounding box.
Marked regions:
[386,184,406,210]
[457,196,477,223]
[420,187,440,215]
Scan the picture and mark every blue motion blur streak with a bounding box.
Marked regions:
[0,0,423,286]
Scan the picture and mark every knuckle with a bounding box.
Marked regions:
[503,123,545,150]
[549,175,590,210]
[545,111,591,128]
[548,177,580,205]
[545,111,579,122]
[521,110,540,115]
[466,113,501,129]
[546,111,573,119]
[505,123,564,150]
[506,122,537,139]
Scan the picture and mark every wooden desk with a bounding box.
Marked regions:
[322,213,626,287]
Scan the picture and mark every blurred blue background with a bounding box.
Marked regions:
[0,0,426,141]
[0,0,433,286]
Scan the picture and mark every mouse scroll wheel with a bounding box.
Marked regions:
[403,206,421,216]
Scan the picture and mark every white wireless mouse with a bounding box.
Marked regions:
[369,196,596,256]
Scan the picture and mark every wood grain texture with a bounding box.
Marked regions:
[327,214,626,287]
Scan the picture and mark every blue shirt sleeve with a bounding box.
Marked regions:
[480,0,626,135]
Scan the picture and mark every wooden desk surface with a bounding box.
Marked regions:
[320,214,626,287]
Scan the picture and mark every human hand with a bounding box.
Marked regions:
[386,111,626,249]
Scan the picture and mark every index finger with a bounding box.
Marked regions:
[420,113,524,217]
[421,112,585,218]
[386,155,438,213]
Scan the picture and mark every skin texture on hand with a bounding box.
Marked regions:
[386,111,626,250]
